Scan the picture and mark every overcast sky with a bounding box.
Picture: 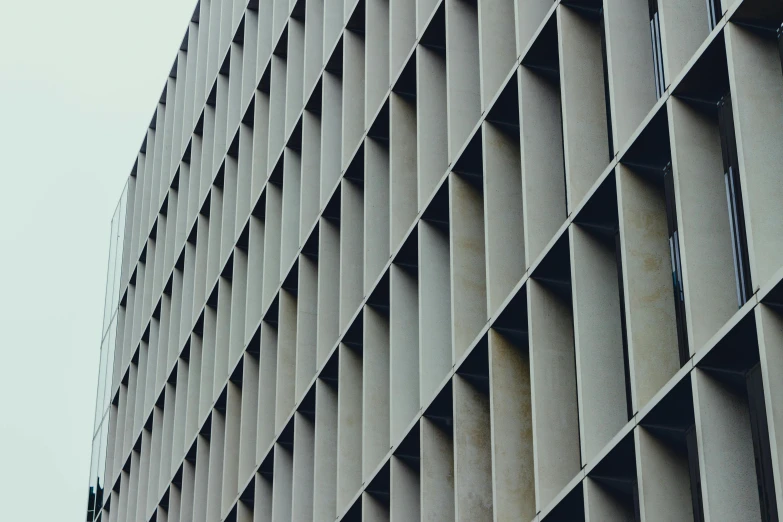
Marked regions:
[0,1,197,519]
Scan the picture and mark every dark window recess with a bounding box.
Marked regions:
[588,435,641,522]
[746,363,779,522]
[648,0,666,98]
[663,163,689,365]
[615,231,633,420]
[717,94,753,307]
[685,425,705,522]
[94,481,105,517]
[85,491,95,522]
[600,12,614,158]
[706,0,721,30]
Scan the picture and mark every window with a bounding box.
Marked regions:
[663,163,689,365]
[717,94,753,307]
[746,363,778,522]
[648,0,665,98]
[706,0,721,31]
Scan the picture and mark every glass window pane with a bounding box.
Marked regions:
[93,336,109,431]
[95,419,109,514]
[86,431,100,520]
[102,316,118,416]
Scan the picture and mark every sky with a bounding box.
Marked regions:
[0,1,197,519]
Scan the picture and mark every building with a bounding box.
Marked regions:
[86,0,783,520]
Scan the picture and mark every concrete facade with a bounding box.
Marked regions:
[86,0,783,520]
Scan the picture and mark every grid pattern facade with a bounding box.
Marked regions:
[86,0,783,520]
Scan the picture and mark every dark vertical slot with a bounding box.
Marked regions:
[663,164,689,365]
[648,0,665,98]
[717,94,752,307]
[86,491,95,521]
[746,363,779,522]
[560,116,567,211]
[614,231,633,420]
[706,0,721,30]
[600,12,614,158]
[685,425,705,522]
[777,24,783,76]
